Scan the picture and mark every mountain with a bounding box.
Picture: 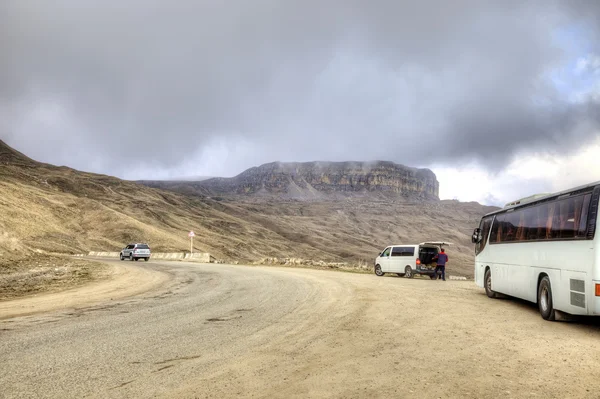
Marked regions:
[0,140,328,262]
[0,140,497,276]
[142,161,439,200]
[0,139,38,166]
[138,159,497,274]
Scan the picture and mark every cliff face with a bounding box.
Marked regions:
[198,161,439,200]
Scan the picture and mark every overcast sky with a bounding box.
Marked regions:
[2,1,600,205]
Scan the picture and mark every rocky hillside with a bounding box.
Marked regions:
[0,139,316,261]
[142,161,439,200]
[0,140,497,276]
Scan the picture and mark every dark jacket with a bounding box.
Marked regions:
[435,253,448,266]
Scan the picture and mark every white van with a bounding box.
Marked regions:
[374,242,451,278]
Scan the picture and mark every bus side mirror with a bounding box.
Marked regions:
[471,228,481,244]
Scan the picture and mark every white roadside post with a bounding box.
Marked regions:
[189,231,195,255]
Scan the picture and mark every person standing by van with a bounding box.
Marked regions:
[433,248,448,281]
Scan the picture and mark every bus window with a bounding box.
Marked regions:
[491,192,594,244]
[515,210,527,241]
[547,194,592,239]
[577,194,592,236]
[490,213,503,243]
[476,216,493,255]
[537,202,549,239]
[545,202,556,239]
[524,206,538,240]
[557,197,575,238]
[503,211,521,242]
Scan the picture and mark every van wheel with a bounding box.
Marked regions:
[404,266,413,278]
[374,264,384,277]
[538,276,556,321]
[484,269,498,298]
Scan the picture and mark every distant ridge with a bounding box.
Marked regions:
[142,160,440,201]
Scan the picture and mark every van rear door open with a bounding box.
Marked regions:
[418,242,452,273]
[420,241,452,247]
[418,246,438,265]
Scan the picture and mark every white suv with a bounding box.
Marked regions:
[120,243,151,262]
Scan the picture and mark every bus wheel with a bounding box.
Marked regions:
[538,276,556,321]
[484,269,498,298]
[374,264,384,277]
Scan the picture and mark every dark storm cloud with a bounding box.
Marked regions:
[1,0,599,178]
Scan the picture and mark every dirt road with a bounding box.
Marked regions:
[0,261,169,319]
[1,260,600,398]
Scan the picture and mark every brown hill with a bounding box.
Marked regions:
[0,140,497,276]
[0,139,38,166]
[0,142,323,261]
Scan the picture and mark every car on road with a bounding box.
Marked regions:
[374,242,450,278]
[120,243,151,261]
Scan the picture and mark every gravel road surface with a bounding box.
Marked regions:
[1,260,600,398]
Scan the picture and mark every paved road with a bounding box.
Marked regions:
[2,260,600,398]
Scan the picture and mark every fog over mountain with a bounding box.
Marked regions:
[2,1,600,204]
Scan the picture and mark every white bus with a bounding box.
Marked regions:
[471,181,600,320]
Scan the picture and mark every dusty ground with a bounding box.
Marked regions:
[0,259,169,319]
[0,255,110,301]
[2,260,600,399]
